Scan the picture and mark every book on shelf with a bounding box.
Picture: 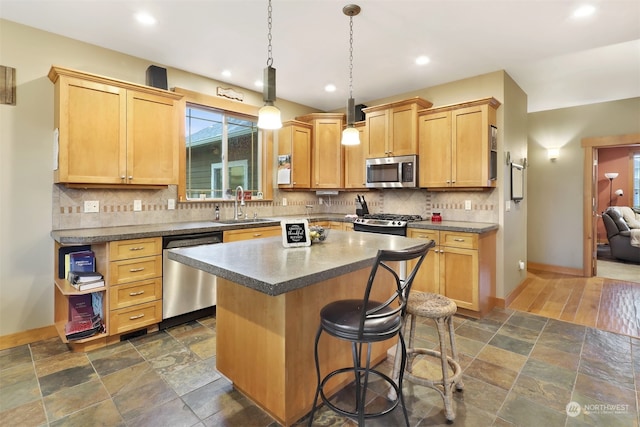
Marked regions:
[67,271,104,291]
[71,280,104,291]
[58,245,91,279]
[63,250,95,280]
[68,294,94,321]
[65,314,104,341]
[91,292,104,321]
[69,250,95,272]
[67,270,103,283]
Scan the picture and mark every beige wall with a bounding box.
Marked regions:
[527,98,640,270]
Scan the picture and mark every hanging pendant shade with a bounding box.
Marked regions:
[258,104,282,130]
[341,96,359,145]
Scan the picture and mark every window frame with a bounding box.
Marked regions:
[174,87,274,202]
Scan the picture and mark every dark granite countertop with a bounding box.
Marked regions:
[167,230,428,296]
[51,216,498,244]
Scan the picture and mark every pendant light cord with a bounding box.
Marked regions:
[348,14,354,99]
[267,0,273,67]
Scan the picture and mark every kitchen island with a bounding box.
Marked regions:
[168,230,428,426]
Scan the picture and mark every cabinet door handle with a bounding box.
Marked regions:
[453,238,465,242]
[129,267,145,272]
[253,233,262,237]
[129,176,133,180]
[129,246,145,251]
[440,249,445,253]
[129,313,145,320]
[129,290,145,296]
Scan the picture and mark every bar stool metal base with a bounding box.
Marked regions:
[317,364,402,421]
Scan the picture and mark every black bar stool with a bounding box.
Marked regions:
[307,241,435,426]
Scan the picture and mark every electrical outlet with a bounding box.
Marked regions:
[464,200,472,210]
[505,201,511,212]
[84,200,99,213]
[319,197,324,205]
[133,200,142,212]
[282,198,287,206]
[167,199,176,210]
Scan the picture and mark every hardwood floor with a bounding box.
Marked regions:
[508,268,640,339]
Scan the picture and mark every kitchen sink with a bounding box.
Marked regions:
[213,218,277,225]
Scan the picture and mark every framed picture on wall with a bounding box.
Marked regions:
[511,163,524,202]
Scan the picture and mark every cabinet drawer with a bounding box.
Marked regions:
[109,300,162,335]
[408,229,439,245]
[109,237,161,261]
[441,232,477,249]
[110,278,162,311]
[110,255,161,285]
[223,226,281,242]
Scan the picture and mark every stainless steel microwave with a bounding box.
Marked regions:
[365,155,418,188]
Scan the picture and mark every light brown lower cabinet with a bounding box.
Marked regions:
[53,237,163,352]
[408,229,496,316]
[107,237,163,335]
[223,226,282,243]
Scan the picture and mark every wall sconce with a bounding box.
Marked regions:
[547,148,560,160]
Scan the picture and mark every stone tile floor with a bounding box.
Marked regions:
[1,308,638,426]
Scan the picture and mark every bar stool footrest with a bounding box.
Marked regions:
[405,347,462,422]
[319,367,401,421]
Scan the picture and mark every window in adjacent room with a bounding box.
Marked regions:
[185,104,261,200]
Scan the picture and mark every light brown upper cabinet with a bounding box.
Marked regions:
[49,66,182,187]
[296,113,345,189]
[278,120,312,189]
[419,97,500,189]
[362,97,432,158]
[344,122,367,189]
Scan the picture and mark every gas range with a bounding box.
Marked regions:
[353,214,423,236]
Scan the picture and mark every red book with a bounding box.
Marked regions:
[68,294,94,322]
[65,315,103,340]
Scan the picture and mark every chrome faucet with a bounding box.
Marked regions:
[234,186,245,220]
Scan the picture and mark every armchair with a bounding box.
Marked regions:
[602,207,640,263]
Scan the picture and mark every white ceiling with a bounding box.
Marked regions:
[1,0,639,112]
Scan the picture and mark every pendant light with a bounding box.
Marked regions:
[341,4,361,145]
[257,0,282,130]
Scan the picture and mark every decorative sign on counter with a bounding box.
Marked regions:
[281,219,311,248]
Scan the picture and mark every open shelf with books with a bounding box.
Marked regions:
[53,241,108,351]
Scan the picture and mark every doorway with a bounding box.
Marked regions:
[582,132,640,279]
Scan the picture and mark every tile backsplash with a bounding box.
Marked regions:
[52,185,499,230]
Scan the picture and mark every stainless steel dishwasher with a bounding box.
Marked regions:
[161,231,223,329]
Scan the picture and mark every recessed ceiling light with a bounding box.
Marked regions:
[572,4,596,18]
[324,84,337,92]
[415,55,430,65]
[222,70,232,78]
[134,12,156,26]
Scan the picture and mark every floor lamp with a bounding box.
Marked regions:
[604,172,618,207]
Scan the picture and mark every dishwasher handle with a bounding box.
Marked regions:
[163,233,223,249]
